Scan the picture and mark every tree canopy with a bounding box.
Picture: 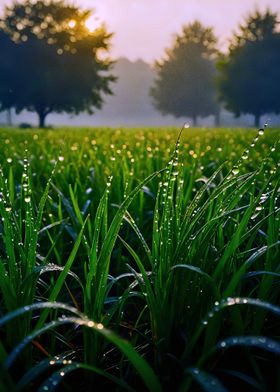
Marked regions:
[150,21,220,126]
[229,8,278,51]
[0,0,115,127]
[217,8,280,127]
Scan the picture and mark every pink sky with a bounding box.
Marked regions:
[1,0,280,62]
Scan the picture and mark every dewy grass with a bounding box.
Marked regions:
[0,126,279,391]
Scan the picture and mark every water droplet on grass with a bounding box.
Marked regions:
[231,168,239,175]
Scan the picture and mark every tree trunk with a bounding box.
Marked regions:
[7,108,12,126]
[254,114,260,128]
[214,112,220,127]
[38,111,47,128]
[192,115,197,127]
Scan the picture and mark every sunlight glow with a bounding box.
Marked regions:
[68,19,76,28]
[85,15,99,32]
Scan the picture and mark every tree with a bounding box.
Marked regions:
[217,9,280,127]
[0,30,16,115]
[229,8,278,51]
[0,0,115,127]
[150,21,220,126]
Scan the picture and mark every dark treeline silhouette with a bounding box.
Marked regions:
[151,9,280,127]
[217,9,280,127]
[2,57,274,128]
[0,2,280,128]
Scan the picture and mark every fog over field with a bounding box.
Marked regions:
[0,57,278,128]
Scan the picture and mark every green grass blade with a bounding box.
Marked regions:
[35,218,88,329]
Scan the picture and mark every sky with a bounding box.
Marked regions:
[1,0,280,62]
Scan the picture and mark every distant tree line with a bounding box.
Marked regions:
[217,10,280,127]
[151,9,280,127]
[0,2,279,128]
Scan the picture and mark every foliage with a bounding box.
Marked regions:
[217,9,280,127]
[150,21,220,126]
[0,126,279,391]
[229,8,278,51]
[0,0,115,127]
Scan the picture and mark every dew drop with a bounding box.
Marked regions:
[231,168,239,175]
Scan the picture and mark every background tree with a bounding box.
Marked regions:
[217,9,280,127]
[229,8,278,50]
[150,21,220,126]
[0,0,115,127]
[0,30,16,118]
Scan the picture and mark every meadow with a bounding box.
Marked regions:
[0,126,279,391]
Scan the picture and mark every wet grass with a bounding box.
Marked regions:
[0,126,279,391]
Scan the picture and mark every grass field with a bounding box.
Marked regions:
[0,126,279,391]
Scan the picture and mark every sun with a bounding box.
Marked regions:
[68,19,76,28]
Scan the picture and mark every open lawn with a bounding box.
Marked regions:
[0,126,279,391]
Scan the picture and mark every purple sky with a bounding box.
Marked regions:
[1,0,280,62]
